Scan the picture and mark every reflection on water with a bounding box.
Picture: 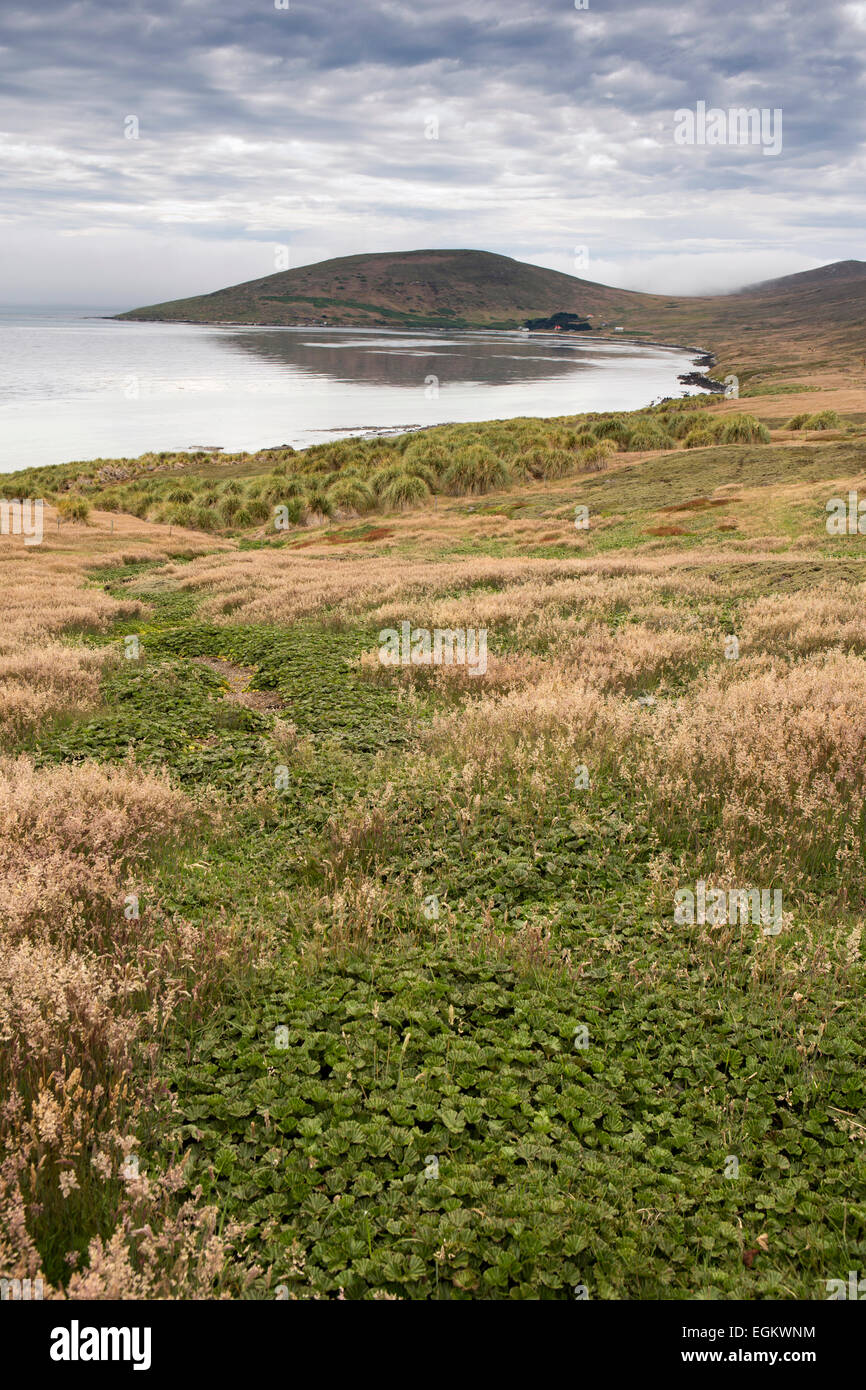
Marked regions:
[223,328,603,389]
[0,311,705,471]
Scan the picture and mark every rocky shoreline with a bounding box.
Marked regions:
[678,351,724,393]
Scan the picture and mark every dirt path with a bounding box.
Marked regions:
[191,656,284,711]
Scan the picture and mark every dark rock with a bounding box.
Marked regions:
[678,370,725,392]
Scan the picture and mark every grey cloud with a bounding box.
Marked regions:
[0,0,863,302]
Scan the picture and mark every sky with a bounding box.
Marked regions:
[0,0,863,307]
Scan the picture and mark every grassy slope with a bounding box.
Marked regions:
[12,396,866,1300]
[618,260,866,372]
[116,248,661,331]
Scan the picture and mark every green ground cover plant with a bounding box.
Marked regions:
[4,398,865,1300]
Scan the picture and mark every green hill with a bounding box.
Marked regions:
[115,247,665,331]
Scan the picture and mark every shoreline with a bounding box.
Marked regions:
[108,312,714,352]
[0,377,718,477]
[105,312,720,371]
[1,319,714,471]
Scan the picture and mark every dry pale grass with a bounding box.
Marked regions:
[0,755,259,1298]
[117,525,866,899]
[360,621,705,695]
[708,377,866,422]
[741,584,866,656]
[0,644,113,743]
[0,506,231,740]
[0,551,141,740]
[0,513,262,1300]
[287,522,860,900]
[628,652,866,885]
[131,544,817,627]
[422,646,866,894]
[0,755,255,1297]
[0,754,194,943]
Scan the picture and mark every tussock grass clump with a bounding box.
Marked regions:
[592,416,629,445]
[370,463,408,495]
[402,440,449,476]
[626,422,675,451]
[665,413,692,440]
[443,446,510,495]
[371,457,439,496]
[326,476,376,514]
[21,393,768,537]
[274,475,307,500]
[246,496,273,525]
[56,495,91,522]
[804,409,842,430]
[684,425,719,448]
[381,471,431,510]
[288,497,310,525]
[533,448,575,480]
[304,488,334,519]
[578,440,618,470]
[168,503,195,527]
[518,447,575,481]
[668,411,724,441]
[718,413,771,444]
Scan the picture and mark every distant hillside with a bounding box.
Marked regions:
[117,249,866,370]
[741,260,866,294]
[115,248,665,331]
[637,259,866,369]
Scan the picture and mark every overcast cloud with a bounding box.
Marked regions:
[0,0,863,305]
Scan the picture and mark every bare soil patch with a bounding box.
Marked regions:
[191,656,284,710]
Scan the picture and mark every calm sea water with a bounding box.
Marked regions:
[0,307,706,471]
